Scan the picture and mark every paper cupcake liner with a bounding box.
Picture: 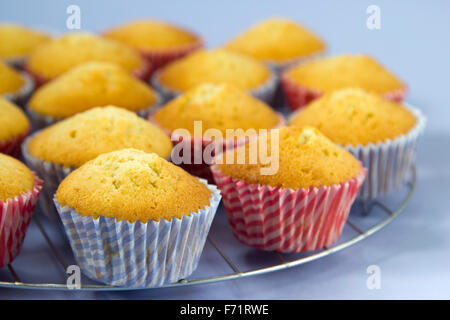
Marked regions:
[138,38,204,76]
[344,105,426,200]
[149,114,286,183]
[281,73,408,111]
[2,72,34,108]
[0,128,30,158]
[3,56,27,70]
[23,60,153,88]
[53,179,221,288]
[151,67,279,105]
[21,135,75,220]
[25,92,163,130]
[211,164,366,252]
[0,173,42,267]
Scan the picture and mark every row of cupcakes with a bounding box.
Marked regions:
[1,19,406,110]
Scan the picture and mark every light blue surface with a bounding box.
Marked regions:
[0,0,449,299]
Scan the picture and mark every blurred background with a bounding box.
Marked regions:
[0,0,449,299]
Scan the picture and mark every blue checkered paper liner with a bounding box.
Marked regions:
[54,180,221,288]
[345,105,426,200]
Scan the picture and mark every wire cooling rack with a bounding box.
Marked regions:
[0,168,416,291]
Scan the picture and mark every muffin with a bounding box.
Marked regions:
[282,54,407,110]
[290,88,425,200]
[23,106,173,219]
[151,83,285,182]
[152,49,277,103]
[103,19,203,75]
[0,97,30,157]
[0,61,33,106]
[211,126,365,252]
[0,23,50,67]
[25,32,151,86]
[225,18,325,71]
[27,61,161,128]
[0,153,42,267]
[54,148,221,287]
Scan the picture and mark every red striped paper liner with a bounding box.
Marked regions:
[0,173,42,267]
[22,59,153,88]
[281,73,408,111]
[149,114,286,183]
[137,38,203,77]
[0,128,30,158]
[210,164,366,252]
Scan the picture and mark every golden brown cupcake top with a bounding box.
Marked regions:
[103,20,200,51]
[0,97,30,140]
[154,83,280,135]
[0,23,50,59]
[27,32,145,80]
[217,126,361,189]
[225,18,325,63]
[0,61,24,95]
[56,149,212,222]
[28,106,173,168]
[29,61,158,118]
[290,88,417,146]
[285,54,404,94]
[158,49,270,92]
[0,153,35,202]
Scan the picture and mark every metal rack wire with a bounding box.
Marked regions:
[0,168,416,291]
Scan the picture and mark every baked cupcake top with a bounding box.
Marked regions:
[153,83,280,135]
[285,54,404,94]
[0,97,30,140]
[225,18,325,63]
[0,153,35,202]
[0,61,24,95]
[103,20,200,51]
[56,148,212,222]
[158,49,270,92]
[0,23,50,60]
[290,88,417,146]
[217,126,361,189]
[27,32,146,80]
[29,61,158,118]
[28,106,172,168]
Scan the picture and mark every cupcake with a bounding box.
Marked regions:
[152,49,277,103]
[290,88,425,200]
[151,83,285,182]
[0,97,30,157]
[225,18,325,72]
[22,106,173,219]
[0,153,42,267]
[54,148,221,287]
[282,54,407,110]
[0,61,33,106]
[103,19,203,75]
[27,61,161,129]
[25,32,151,86]
[0,23,51,68]
[211,126,366,252]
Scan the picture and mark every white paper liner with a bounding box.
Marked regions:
[25,91,163,130]
[151,67,279,104]
[53,180,221,287]
[3,72,34,108]
[344,105,425,200]
[21,134,75,220]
